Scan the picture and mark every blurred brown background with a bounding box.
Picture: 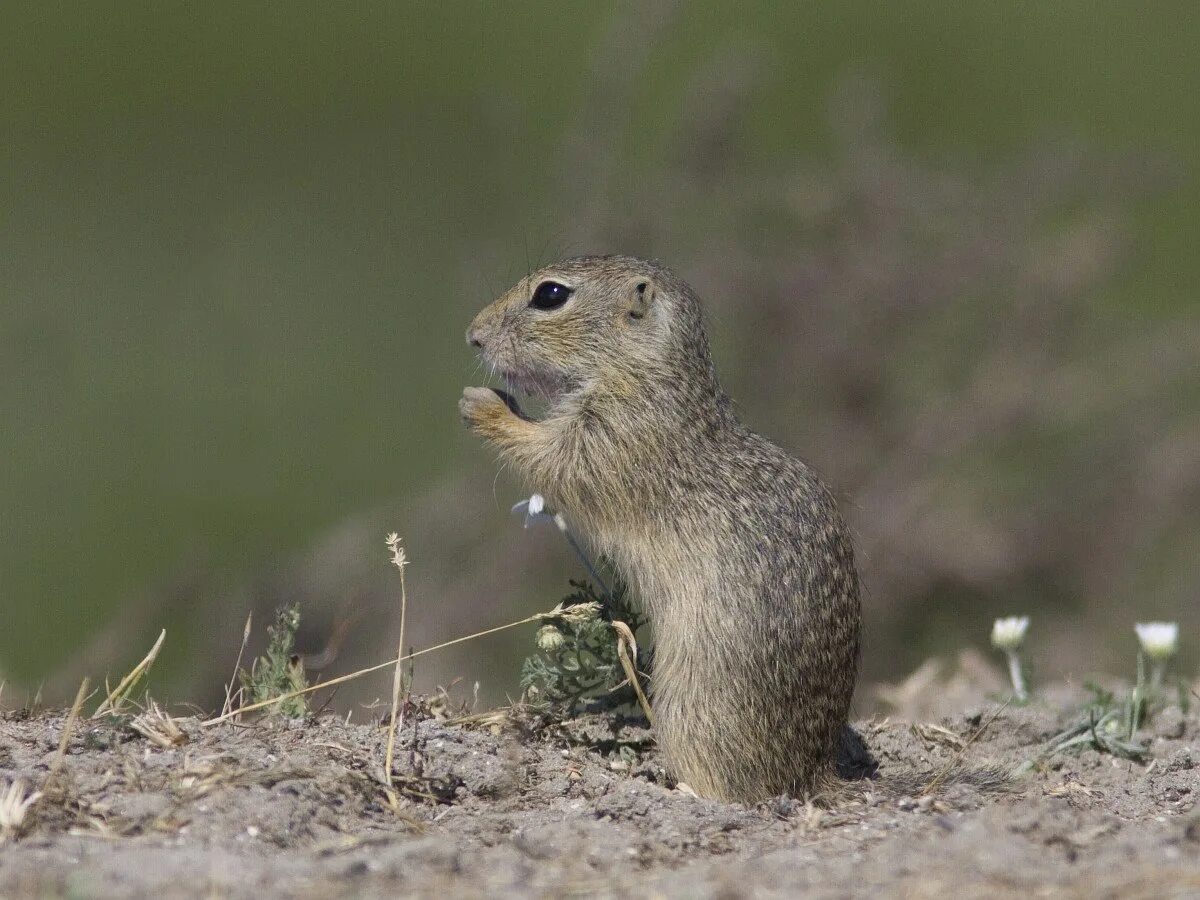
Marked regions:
[4,1,1198,711]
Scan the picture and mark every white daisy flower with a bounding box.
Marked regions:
[990,616,1030,652]
[1135,622,1178,662]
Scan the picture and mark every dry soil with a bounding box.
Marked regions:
[1,680,1199,898]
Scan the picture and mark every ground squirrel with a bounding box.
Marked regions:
[461,255,861,802]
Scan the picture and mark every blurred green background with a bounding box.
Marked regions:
[3,1,1197,706]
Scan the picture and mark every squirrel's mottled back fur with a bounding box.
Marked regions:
[461,255,861,802]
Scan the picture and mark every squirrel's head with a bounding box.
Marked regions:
[466,255,717,419]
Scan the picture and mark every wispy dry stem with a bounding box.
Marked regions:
[45,678,89,797]
[221,613,253,718]
[384,533,410,788]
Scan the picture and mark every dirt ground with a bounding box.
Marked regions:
[2,675,1199,899]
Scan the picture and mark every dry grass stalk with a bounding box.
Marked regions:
[130,700,188,748]
[0,780,42,844]
[174,756,311,801]
[611,620,654,726]
[384,533,410,790]
[221,612,253,718]
[919,698,1012,797]
[92,630,165,718]
[444,707,512,730]
[44,678,89,798]
[202,606,579,727]
[912,722,966,751]
[378,788,427,830]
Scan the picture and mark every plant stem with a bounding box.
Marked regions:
[1006,650,1027,701]
[385,558,409,788]
[554,515,610,597]
[1129,652,1147,740]
[1150,660,1165,692]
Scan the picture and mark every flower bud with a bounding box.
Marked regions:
[1135,622,1178,662]
[536,625,566,652]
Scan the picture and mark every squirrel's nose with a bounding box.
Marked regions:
[466,328,484,349]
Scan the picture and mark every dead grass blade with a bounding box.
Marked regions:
[443,707,512,729]
[92,630,165,718]
[129,700,188,749]
[221,613,253,718]
[919,698,1011,797]
[44,678,89,798]
[173,758,312,801]
[611,620,654,726]
[0,779,42,844]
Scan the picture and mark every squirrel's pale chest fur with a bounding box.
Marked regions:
[461,255,861,802]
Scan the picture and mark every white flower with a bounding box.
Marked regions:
[990,616,1030,652]
[1135,622,1178,661]
[512,493,561,529]
[511,493,604,590]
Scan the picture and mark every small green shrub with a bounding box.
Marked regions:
[240,604,308,718]
[520,578,645,714]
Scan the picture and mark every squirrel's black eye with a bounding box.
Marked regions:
[530,280,573,310]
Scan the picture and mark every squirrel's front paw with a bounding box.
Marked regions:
[460,386,515,435]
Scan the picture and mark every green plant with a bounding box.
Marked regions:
[240,604,308,718]
[520,577,645,713]
[1047,680,1150,762]
[510,494,650,716]
[1016,622,1190,775]
[1013,681,1149,777]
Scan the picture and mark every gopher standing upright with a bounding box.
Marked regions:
[461,255,861,802]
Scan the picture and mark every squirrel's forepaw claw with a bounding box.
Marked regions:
[460,386,513,432]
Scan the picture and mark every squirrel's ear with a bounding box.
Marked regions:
[626,279,655,321]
